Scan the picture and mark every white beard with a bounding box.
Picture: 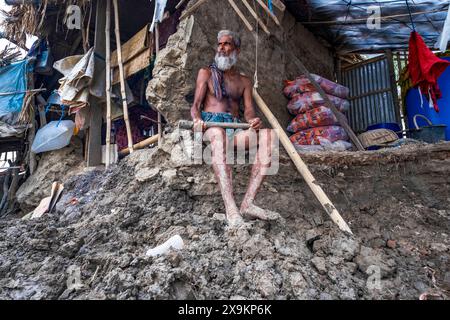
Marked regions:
[215,51,238,71]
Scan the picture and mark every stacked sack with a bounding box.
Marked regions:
[284,74,352,152]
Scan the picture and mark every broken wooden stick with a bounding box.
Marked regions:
[175,0,187,10]
[252,89,353,234]
[227,0,254,32]
[241,0,270,35]
[113,0,134,153]
[271,0,286,12]
[287,51,365,151]
[178,120,251,130]
[154,23,163,147]
[179,0,210,20]
[255,0,281,26]
[119,134,160,156]
[105,0,112,167]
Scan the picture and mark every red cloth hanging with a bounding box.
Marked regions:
[408,31,450,112]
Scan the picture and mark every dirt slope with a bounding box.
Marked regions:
[0,139,449,300]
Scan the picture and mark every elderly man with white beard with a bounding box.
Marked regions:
[190,30,279,226]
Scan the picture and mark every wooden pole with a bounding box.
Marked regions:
[252,89,353,234]
[255,0,281,26]
[385,49,402,125]
[119,135,160,156]
[241,0,270,35]
[105,0,112,167]
[227,0,254,32]
[287,51,365,151]
[175,0,186,10]
[179,0,210,20]
[155,23,162,146]
[112,0,134,153]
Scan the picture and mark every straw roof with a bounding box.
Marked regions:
[1,0,91,49]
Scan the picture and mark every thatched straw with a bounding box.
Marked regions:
[1,0,91,49]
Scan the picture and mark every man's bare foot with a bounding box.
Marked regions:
[240,203,281,221]
[227,212,244,227]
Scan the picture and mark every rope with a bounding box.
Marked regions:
[405,0,416,31]
[252,0,259,89]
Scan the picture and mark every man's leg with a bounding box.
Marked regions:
[235,129,280,220]
[204,127,243,226]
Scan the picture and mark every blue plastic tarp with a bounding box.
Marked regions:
[0,59,29,125]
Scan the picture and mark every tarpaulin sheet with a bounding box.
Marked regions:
[0,60,28,125]
[285,0,450,52]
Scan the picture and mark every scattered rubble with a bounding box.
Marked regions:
[0,138,449,300]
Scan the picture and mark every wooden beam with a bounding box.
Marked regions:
[113,0,134,154]
[105,0,112,168]
[385,49,402,125]
[253,89,353,234]
[87,0,107,167]
[118,135,160,156]
[255,0,281,26]
[155,23,163,147]
[241,0,270,35]
[227,0,254,32]
[180,0,210,20]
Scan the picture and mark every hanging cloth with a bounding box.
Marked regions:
[209,63,228,100]
[408,31,450,112]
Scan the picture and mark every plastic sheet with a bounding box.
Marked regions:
[286,0,449,51]
[31,120,75,154]
[0,60,29,125]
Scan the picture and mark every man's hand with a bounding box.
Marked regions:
[248,117,262,131]
[193,118,205,132]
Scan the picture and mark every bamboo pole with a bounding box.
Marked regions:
[105,0,112,167]
[255,0,281,26]
[179,0,210,20]
[227,0,254,32]
[175,0,186,10]
[112,0,134,153]
[155,23,162,146]
[119,135,160,156]
[252,89,353,234]
[241,0,270,35]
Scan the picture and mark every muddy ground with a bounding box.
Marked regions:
[0,137,449,300]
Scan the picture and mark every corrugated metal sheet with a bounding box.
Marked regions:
[341,56,399,133]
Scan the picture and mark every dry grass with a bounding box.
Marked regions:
[1,0,91,49]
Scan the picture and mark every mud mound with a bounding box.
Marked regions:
[0,141,449,300]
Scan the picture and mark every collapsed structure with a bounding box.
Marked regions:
[0,0,449,300]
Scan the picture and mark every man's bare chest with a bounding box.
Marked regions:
[207,75,244,101]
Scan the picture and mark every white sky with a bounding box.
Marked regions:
[0,0,37,56]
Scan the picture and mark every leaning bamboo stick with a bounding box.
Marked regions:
[179,0,210,20]
[112,0,134,153]
[241,0,270,35]
[255,0,281,26]
[155,23,163,146]
[119,134,160,156]
[105,0,112,167]
[252,89,353,234]
[175,0,186,10]
[227,0,254,32]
